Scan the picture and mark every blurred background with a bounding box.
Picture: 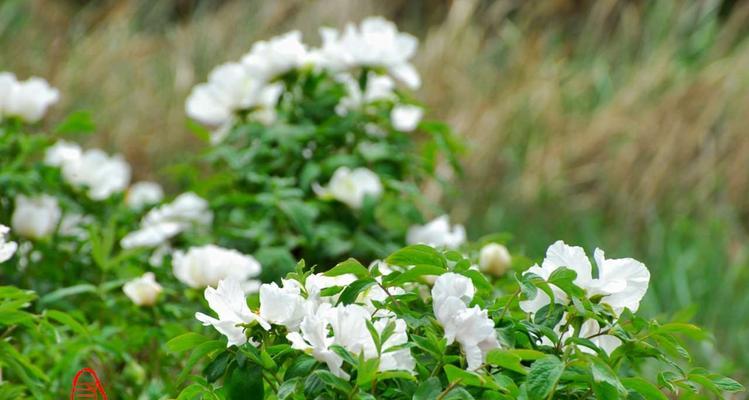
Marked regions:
[2,0,748,386]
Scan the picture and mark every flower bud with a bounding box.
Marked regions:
[479,243,511,277]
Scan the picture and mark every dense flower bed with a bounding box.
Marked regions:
[0,16,744,400]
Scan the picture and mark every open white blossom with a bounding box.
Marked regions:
[390,105,423,132]
[121,192,212,249]
[287,303,348,378]
[44,140,82,167]
[173,244,261,291]
[336,72,395,114]
[66,149,131,200]
[240,31,310,80]
[11,194,61,239]
[520,240,650,317]
[58,213,92,240]
[123,272,163,306]
[259,280,307,331]
[0,72,59,123]
[126,181,164,210]
[185,62,283,131]
[317,17,421,88]
[313,167,383,209]
[407,215,466,249]
[196,279,270,347]
[0,225,18,263]
[45,141,131,201]
[479,243,512,277]
[432,273,500,370]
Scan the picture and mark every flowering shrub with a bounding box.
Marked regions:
[0,15,744,400]
[181,17,462,281]
[176,242,743,399]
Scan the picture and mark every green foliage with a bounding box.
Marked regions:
[174,247,744,399]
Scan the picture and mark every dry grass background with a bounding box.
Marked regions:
[3,0,749,382]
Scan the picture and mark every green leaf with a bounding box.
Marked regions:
[203,350,232,383]
[178,340,226,384]
[621,377,668,400]
[225,362,264,400]
[444,364,501,390]
[524,356,564,399]
[547,267,584,297]
[486,349,528,375]
[589,356,626,397]
[167,332,210,354]
[382,265,445,286]
[337,278,377,305]
[277,377,302,399]
[55,110,95,136]
[39,284,98,304]
[385,244,446,269]
[414,377,442,400]
[655,323,708,341]
[324,258,370,279]
[312,369,353,394]
[533,303,565,329]
[708,374,744,392]
[45,310,89,337]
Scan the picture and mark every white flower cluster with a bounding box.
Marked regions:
[197,271,415,379]
[520,240,650,354]
[313,166,383,210]
[185,17,424,142]
[121,192,212,249]
[0,73,59,123]
[11,194,61,240]
[407,215,466,249]
[123,272,163,307]
[45,141,131,201]
[0,224,18,263]
[173,244,261,292]
[432,273,500,370]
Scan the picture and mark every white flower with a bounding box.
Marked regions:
[336,72,395,114]
[185,62,282,131]
[520,241,650,316]
[431,273,499,370]
[0,72,59,123]
[390,105,423,132]
[431,272,474,305]
[126,181,164,210]
[407,215,466,249]
[317,17,421,88]
[589,248,650,315]
[50,145,132,201]
[123,272,163,306]
[479,243,511,277]
[0,225,18,263]
[121,192,212,249]
[44,140,82,167]
[325,304,415,373]
[58,213,92,239]
[196,279,270,347]
[313,167,383,209]
[240,31,310,80]
[287,304,348,379]
[259,280,307,331]
[11,194,61,239]
[173,244,261,291]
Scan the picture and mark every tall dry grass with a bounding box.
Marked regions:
[4,0,749,226]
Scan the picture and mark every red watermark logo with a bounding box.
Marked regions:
[70,368,108,399]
